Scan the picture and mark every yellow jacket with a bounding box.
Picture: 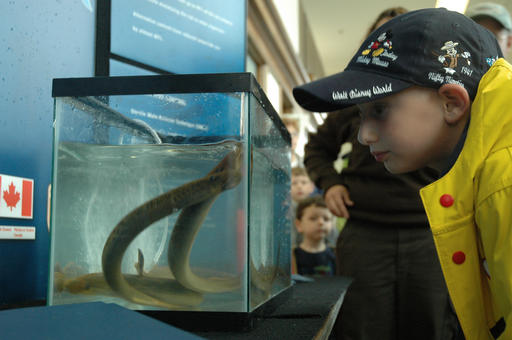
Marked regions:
[420,58,512,339]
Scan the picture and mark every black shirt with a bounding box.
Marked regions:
[294,247,336,276]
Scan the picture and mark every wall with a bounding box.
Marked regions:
[298,4,324,79]
[0,0,95,305]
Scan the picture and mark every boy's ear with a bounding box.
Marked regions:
[437,84,470,125]
[294,219,301,232]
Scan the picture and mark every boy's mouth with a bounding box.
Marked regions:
[371,151,389,162]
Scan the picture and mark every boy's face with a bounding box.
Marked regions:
[295,205,332,242]
[357,87,455,174]
[291,175,315,201]
[285,124,299,152]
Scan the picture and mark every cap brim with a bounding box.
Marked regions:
[293,69,412,112]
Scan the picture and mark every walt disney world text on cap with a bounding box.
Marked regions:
[293,7,503,112]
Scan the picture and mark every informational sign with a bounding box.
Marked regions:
[0,174,34,219]
[110,0,246,74]
[107,91,242,142]
[0,226,36,240]
[108,61,244,142]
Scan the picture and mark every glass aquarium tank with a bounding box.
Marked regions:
[48,73,292,315]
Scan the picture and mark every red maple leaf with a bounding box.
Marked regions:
[3,182,20,211]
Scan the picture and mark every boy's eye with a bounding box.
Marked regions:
[358,103,388,120]
[371,104,388,117]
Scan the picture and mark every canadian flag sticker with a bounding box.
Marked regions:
[0,174,34,219]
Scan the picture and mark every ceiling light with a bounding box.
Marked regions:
[435,0,469,13]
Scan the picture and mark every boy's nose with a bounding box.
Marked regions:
[357,119,378,145]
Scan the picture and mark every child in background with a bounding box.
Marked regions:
[290,166,316,247]
[294,8,510,339]
[282,117,302,167]
[291,166,315,203]
[292,195,336,276]
[290,167,338,248]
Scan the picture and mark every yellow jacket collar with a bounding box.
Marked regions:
[421,58,512,229]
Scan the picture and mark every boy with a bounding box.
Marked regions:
[304,7,451,340]
[282,117,302,166]
[292,195,336,276]
[291,166,316,203]
[291,167,338,248]
[293,8,511,340]
[290,166,317,247]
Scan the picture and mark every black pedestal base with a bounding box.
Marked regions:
[139,285,293,332]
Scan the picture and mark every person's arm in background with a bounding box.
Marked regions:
[304,109,356,218]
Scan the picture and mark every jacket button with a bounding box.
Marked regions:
[440,194,454,207]
[452,251,466,264]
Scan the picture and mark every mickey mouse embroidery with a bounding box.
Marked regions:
[362,30,393,57]
[437,41,471,75]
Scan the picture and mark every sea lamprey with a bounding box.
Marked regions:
[101,143,243,309]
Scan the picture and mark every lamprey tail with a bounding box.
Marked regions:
[60,272,203,308]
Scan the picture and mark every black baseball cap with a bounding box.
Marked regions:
[293,8,503,112]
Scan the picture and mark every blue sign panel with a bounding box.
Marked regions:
[111,0,246,74]
[110,58,158,76]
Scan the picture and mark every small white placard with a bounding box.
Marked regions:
[0,226,36,240]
